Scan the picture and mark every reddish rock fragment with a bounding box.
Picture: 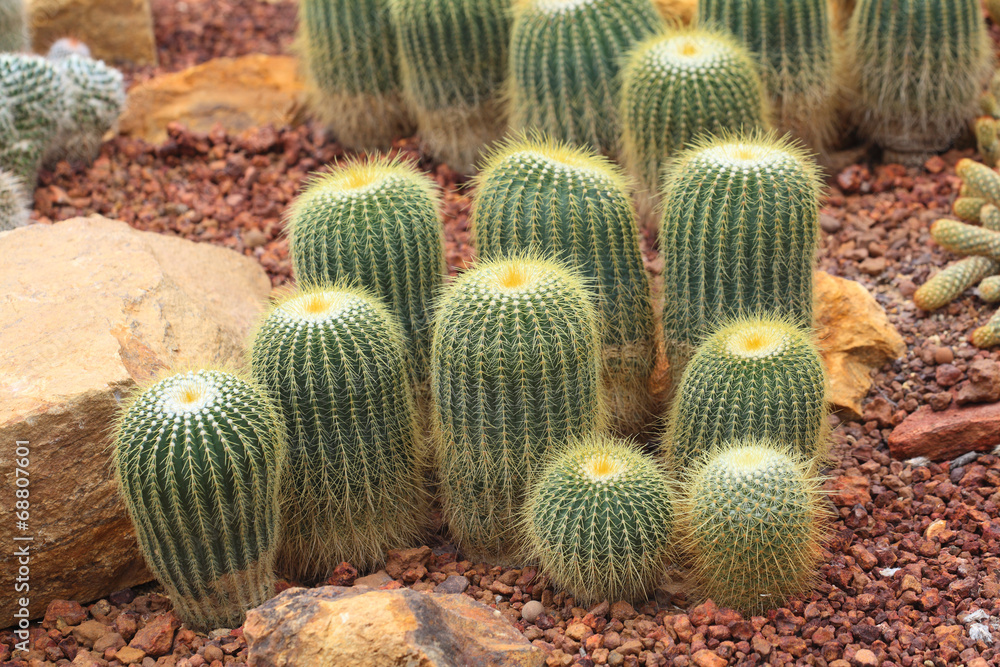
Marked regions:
[888,403,1000,460]
[128,612,179,657]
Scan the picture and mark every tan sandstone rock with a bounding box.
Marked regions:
[0,216,271,621]
[117,55,306,144]
[245,587,545,667]
[815,271,906,419]
[28,0,156,65]
[653,0,696,24]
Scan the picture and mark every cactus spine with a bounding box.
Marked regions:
[678,438,828,614]
[522,434,674,604]
[0,0,27,53]
[663,316,827,470]
[0,54,64,185]
[297,0,413,151]
[45,54,125,166]
[0,166,28,230]
[288,157,444,379]
[698,0,837,154]
[844,0,993,162]
[389,0,511,174]
[619,27,769,214]
[659,131,822,382]
[507,0,663,156]
[113,370,284,631]
[471,136,656,435]
[250,286,430,581]
[431,255,604,563]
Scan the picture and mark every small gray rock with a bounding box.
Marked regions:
[521,600,544,623]
[436,575,470,595]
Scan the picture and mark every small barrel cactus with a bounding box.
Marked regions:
[250,286,430,582]
[507,0,663,156]
[45,54,125,166]
[287,156,444,378]
[471,136,657,435]
[0,54,64,185]
[844,0,992,162]
[297,0,413,151]
[659,131,822,382]
[0,166,28,230]
[620,27,769,215]
[388,0,512,174]
[522,434,674,605]
[0,0,27,53]
[663,315,827,470]
[698,0,837,154]
[677,438,828,614]
[45,37,92,60]
[113,369,285,631]
[915,257,999,311]
[432,255,604,563]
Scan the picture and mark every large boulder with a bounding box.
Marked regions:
[0,216,271,621]
[117,55,306,144]
[244,587,545,667]
[28,0,157,65]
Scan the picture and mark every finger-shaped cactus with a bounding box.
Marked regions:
[0,54,64,184]
[973,309,1000,348]
[297,0,413,151]
[677,438,829,614]
[288,156,444,379]
[979,276,1000,303]
[977,118,1000,169]
[45,54,125,166]
[250,286,430,582]
[0,0,27,53]
[698,0,837,153]
[844,0,992,161]
[957,158,1000,204]
[431,255,604,563]
[931,219,1000,259]
[522,434,674,605]
[659,130,822,382]
[389,0,511,174]
[619,27,769,215]
[113,369,285,631]
[915,257,1000,311]
[507,0,663,156]
[954,197,987,223]
[663,315,827,470]
[471,136,656,435]
[0,166,28,230]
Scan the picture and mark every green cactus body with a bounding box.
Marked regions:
[113,370,284,631]
[663,316,827,470]
[0,166,28,230]
[0,54,64,185]
[0,0,27,53]
[389,0,511,174]
[522,434,674,604]
[471,137,656,435]
[678,438,828,614]
[957,159,1000,204]
[507,0,663,157]
[977,118,1000,170]
[930,219,1000,259]
[297,0,413,151]
[973,309,1000,348]
[979,276,1000,303]
[620,27,769,216]
[698,0,837,153]
[845,0,992,161]
[45,55,125,165]
[288,157,444,379]
[250,286,430,581]
[659,132,821,383]
[431,255,604,563]
[915,257,1000,311]
[953,197,986,223]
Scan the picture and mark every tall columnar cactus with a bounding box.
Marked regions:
[663,316,827,470]
[389,0,511,174]
[619,27,768,214]
[507,0,662,156]
[432,255,604,563]
[45,55,125,166]
[698,0,837,154]
[0,167,28,230]
[250,286,430,582]
[113,369,285,631]
[0,54,64,185]
[522,434,674,604]
[287,157,444,378]
[0,0,27,53]
[471,136,656,435]
[659,131,822,383]
[297,0,413,151]
[677,438,828,614]
[844,0,992,162]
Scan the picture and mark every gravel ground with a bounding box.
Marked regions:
[6,1,1000,666]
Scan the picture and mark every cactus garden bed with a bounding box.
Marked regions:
[6,0,1000,666]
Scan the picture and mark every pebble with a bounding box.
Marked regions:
[933,346,954,364]
[521,600,544,624]
[436,575,470,595]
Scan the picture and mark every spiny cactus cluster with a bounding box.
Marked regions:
[0,0,27,53]
[45,54,125,165]
[113,369,285,631]
[619,27,768,217]
[0,166,28,231]
[844,0,992,162]
[471,136,656,435]
[431,255,604,563]
[297,0,413,151]
[506,0,662,156]
[251,286,430,581]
